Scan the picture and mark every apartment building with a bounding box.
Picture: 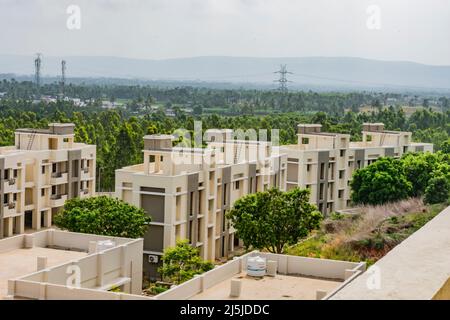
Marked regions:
[116,130,287,278]
[0,123,96,239]
[281,123,433,215]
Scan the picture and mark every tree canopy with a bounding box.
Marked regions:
[227,188,322,254]
[158,240,214,284]
[54,196,151,238]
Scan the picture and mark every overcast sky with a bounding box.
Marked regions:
[1,0,449,65]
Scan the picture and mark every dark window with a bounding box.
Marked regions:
[4,170,9,180]
[302,137,309,144]
[13,193,17,201]
[340,150,345,157]
[41,166,45,174]
[52,185,56,195]
[52,163,57,173]
[306,164,311,172]
[4,194,8,204]
[149,155,155,163]
[339,170,345,179]
[235,181,240,190]
[41,189,45,197]
[320,163,325,179]
[338,190,344,199]
[13,169,18,178]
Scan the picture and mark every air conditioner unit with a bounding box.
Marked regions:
[148,255,159,264]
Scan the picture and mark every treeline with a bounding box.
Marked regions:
[0,98,449,191]
[3,79,448,115]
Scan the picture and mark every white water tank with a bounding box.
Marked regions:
[247,256,266,277]
[97,240,116,251]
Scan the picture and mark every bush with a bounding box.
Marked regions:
[54,196,151,238]
[424,175,450,204]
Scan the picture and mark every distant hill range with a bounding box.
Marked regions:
[1,55,450,92]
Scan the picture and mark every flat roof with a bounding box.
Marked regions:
[190,272,342,300]
[0,247,87,299]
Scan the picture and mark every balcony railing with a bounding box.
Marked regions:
[51,172,63,178]
[82,167,89,174]
[8,178,16,185]
[8,202,15,209]
[50,194,62,200]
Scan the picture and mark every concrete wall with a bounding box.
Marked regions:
[3,229,145,300]
[153,251,364,300]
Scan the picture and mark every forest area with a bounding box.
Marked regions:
[1,80,449,191]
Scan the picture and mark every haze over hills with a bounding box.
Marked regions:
[1,55,450,92]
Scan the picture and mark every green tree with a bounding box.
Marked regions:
[54,196,151,238]
[226,188,322,254]
[351,157,412,205]
[401,152,439,197]
[158,240,214,284]
[424,175,450,204]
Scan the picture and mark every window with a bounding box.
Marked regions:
[302,137,309,144]
[41,166,45,174]
[306,164,311,172]
[3,194,8,204]
[52,163,57,173]
[149,155,155,163]
[41,189,45,197]
[4,169,9,180]
[320,163,325,179]
[52,185,56,195]
[340,150,345,157]
[339,170,345,179]
[319,183,324,200]
[13,193,17,201]
[160,156,164,161]
[366,135,372,142]
[338,190,344,199]
[63,138,69,143]
[13,169,18,178]
[234,180,240,190]
[403,146,408,153]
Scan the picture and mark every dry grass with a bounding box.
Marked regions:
[346,198,426,242]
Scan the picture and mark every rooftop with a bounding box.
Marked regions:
[190,272,342,300]
[0,247,87,299]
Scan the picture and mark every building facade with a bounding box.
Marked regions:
[115,130,287,278]
[0,123,96,239]
[116,123,432,278]
[281,123,433,214]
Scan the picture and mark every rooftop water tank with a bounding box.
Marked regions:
[247,256,266,277]
[97,240,116,252]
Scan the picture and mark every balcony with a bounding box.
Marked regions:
[3,178,18,193]
[81,167,91,180]
[50,172,68,185]
[79,188,90,198]
[49,194,68,208]
[3,202,17,218]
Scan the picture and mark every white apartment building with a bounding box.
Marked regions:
[116,129,287,278]
[0,123,96,239]
[281,123,432,214]
[116,123,432,278]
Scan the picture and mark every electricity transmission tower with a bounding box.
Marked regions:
[60,60,66,96]
[34,53,42,88]
[274,64,293,92]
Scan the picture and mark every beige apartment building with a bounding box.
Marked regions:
[116,129,287,278]
[116,123,432,278]
[0,123,96,240]
[281,123,433,214]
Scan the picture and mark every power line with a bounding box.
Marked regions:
[274,64,293,92]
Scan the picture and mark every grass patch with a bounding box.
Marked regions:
[286,200,446,266]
